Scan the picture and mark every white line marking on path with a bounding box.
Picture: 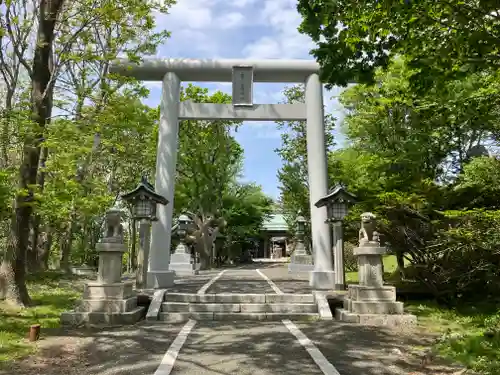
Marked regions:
[282,319,342,375]
[256,269,283,294]
[196,270,226,295]
[153,319,197,375]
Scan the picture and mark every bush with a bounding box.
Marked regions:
[343,242,357,272]
[410,210,500,305]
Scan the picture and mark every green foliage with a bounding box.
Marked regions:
[338,59,500,187]
[297,0,500,90]
[221,183,273,260]
[451,157,500,209]
[276,85,336,239]
[175,84,243,218]
[342,241,357,272]
[407,301,500,375]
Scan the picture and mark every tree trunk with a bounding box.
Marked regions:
[9,0,65,306]
[0,216,31,305]
[396,251,406,279]
[59,221,75,274]
[38,226,52,270]
[28,145,49,272]
[27,216,40,272]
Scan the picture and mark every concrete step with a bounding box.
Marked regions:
[158,312,320,323]
[164,293,315,304]
[161,302,318,314]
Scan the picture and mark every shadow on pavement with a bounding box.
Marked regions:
[2,319,462,375]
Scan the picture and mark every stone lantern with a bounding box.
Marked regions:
[288,212,314,274]
[60,207,144,326]
[315,185,357,290]
[121,175,168,221]
[169,213,198,276]
[121,175,168,289]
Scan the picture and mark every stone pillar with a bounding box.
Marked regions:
[332,222,345,290]
[148,72,180,288]
[305,73,334,289]
[136,220,151,289]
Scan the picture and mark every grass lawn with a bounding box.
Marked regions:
[0,272,82,363]
[407,301,500,375]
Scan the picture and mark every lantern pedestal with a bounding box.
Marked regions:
[61,211,144,326]
[169,242,198,276]
[288,240,313,273]
[336,244,416,327]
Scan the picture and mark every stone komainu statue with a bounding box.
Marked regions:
[358,212,380,247]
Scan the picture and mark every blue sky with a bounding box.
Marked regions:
[144,0,348,200]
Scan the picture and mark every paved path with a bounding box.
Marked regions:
[3,261,459,375]
[205,268,274,294]
[146,263,429,375]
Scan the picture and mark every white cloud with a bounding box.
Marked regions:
[166,0,214,29]
[216,12,245,29]
[229,0,258,8]
[243,0,314,59]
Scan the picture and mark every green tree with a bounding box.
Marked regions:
[221,183,273,262]
[0,0,174,306]
[297,0,500,89]
[176,85,244,269]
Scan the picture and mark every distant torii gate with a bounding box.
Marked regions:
[109,58,334,290]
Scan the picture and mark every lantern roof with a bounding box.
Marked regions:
[121,175,168,205]
[314,185,357,208]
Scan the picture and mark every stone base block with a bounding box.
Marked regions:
[347,284,396,302]
[335,308,417,328]
[170,253,194,263]
[169,262,199,276]
[61,306,145,326]
[345,300,404,315]
[309,270,336,290]
[83,281,134,300]
[79,296,138,313]
[290,253,313,264]
[288,261,314,273]
[147,270,175,289]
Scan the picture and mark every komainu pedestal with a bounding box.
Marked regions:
[60,208,145,326]
[335,212,416,327]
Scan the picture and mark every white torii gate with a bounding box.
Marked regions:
[109,58,335,290]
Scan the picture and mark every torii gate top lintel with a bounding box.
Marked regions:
[109,58,320,83]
